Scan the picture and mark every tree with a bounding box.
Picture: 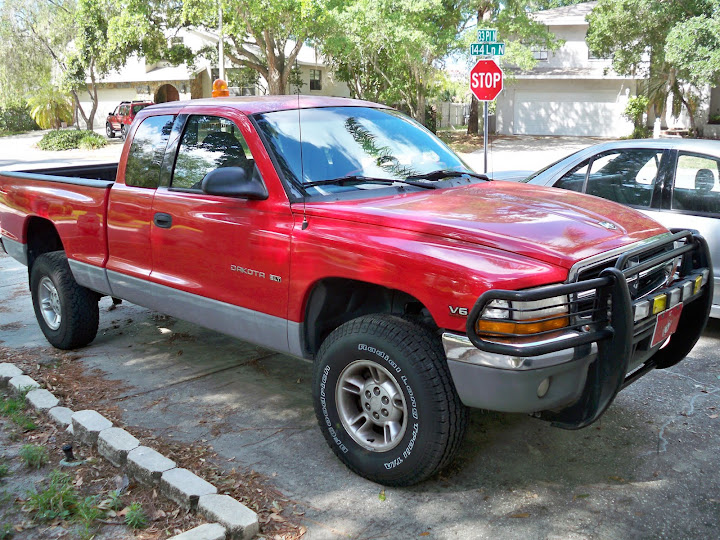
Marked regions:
[321,0,465,125]
[586,0,720,134]
[3,0,192,131]
[27,86,74,129]
[183,0,325,95]
[461,1,560,134]
[530,0,588,9]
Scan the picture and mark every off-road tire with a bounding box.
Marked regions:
[106,122,115,138]
[30,251,99,350]
[313,314,467,486]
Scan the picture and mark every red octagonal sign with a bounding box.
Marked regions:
[470,59,503,101]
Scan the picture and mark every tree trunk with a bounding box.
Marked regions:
[416,83,426,126]
[267,66,286,95]
[467,95,479,135]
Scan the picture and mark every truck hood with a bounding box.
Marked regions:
[302,181,668,269]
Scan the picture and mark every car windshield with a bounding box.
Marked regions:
[254,106,471,197]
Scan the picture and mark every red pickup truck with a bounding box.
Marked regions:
[0,96,713,486]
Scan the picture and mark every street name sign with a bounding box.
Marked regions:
[470,42,505,56]
[477,29,497,42]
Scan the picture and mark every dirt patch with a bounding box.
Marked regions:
[0,323,23,332]
[0,398,204,539]
[1,346,306,539]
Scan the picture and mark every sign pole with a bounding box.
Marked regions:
[483,101,489,174]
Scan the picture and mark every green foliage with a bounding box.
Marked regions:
[37,130,107,151]
[0,460,9,479]
[666,14,720,87]
[0,105,40,135]
[623,95,649,126]
[18,445,49,469]
[0,392,37,432]
[708,114,720,125]
[124,502,148,529]
[0,523,12,540]
[75,496,102,539]
[25,471,77,521]
[27,87,73,130]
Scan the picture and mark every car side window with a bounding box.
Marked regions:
[672,153,720,214]
[124,115,175,188]
[555,162,589,192]
[584,149,662,207]
[171,115,259,191]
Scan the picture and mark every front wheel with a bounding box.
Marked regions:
[313,315,467,486]
[105,122,115,138]
[30,251,99,350]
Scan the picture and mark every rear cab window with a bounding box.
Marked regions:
[124,115,175,188]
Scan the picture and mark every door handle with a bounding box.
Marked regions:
[153,212,172,229]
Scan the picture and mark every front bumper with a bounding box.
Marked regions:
[444,230,713,429]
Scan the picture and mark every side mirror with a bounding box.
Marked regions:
[201,167,268,200]
[108,112,114,116]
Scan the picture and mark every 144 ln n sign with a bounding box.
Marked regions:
[470,59,503,101]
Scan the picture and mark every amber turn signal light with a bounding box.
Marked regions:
[476,316,569,336]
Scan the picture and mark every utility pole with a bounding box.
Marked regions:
[218,5,225,80]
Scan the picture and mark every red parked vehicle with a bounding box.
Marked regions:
[105,100,153,139]
[0,95,712,486]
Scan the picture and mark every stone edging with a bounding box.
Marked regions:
[0,362,259,540]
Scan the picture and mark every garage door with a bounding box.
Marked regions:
[514,91,621,136]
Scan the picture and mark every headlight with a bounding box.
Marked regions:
[476,295,569,336]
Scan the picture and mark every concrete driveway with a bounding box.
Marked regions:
[2,250,720,539]
[459,135,612,177]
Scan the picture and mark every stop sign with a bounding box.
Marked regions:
[470,59,503,101]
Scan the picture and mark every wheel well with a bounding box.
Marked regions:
[303,278,437,356]
[26,217,63,273]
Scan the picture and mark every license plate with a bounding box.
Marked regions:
[651,303,683,348]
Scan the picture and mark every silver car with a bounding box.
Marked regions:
[524,138,720,317]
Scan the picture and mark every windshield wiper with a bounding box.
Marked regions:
[303,175,436,190]
[406,169,490,182]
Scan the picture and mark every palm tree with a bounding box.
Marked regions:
[27,86,73,129]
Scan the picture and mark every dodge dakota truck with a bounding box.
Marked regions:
[0,96,713,486]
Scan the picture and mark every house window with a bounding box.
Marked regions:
[310,69,322,91]
[532,49,548,61]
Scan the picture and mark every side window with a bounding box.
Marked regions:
[125,115,175,188]
[171,115,258,190]
[584,149,662,207]
[555,162,588,192]
[672,153,720,214]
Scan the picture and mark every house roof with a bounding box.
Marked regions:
[532,1,597,26]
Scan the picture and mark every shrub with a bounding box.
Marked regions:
[18,444,49,469]
[0,104,40,135]
[37,130,106,151]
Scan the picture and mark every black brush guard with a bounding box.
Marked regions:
[466,230,713,429]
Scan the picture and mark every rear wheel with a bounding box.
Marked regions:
[30,251,99,350]
[105,122,114,138]
[313,315,467,486]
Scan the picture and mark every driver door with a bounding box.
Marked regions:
[149,112,293,348]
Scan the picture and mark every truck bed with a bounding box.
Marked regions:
[6,163,118,186]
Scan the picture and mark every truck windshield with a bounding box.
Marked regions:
[254,107,471,197]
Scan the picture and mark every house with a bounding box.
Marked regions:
[495,2,636,137]
[78,30,350,129]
